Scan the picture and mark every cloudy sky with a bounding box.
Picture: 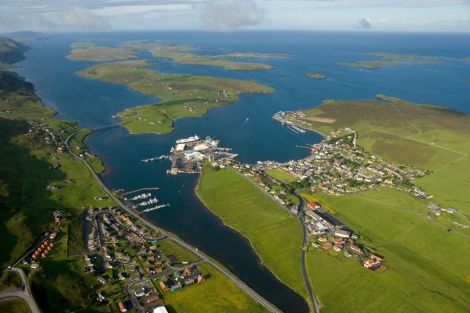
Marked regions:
[0,0,469,33]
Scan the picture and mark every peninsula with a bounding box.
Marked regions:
[67,41,136,62]
[77,59,274,134]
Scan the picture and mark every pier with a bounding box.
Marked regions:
[121,187,160,196]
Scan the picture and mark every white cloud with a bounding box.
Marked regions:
[60,7,111,29]
[195,0,267,31]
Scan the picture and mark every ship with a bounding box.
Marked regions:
[176,135,200,144]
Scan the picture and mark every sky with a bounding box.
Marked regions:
[0,0,469,33]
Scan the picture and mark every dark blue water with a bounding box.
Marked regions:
[16,31,470,313]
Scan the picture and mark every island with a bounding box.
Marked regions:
[306,72,327,80]
[77,59,274,134]
[67,41,136,62]
[340,52,440,69]
[188,95,470,312]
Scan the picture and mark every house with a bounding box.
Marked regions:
[363,255,382,270]
[159,281,169,292]
[170,281,182,292]
[118,301,127,312]
[307,202,321,210]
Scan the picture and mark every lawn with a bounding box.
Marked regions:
[196,165,306,298]
[265,168,299,184]
[303,188,470,313]
[77,59,274,134]
[0,299,31,313]
[163,263,269,313]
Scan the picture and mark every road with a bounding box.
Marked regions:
[295,191,321,313]
[65,131,282,313]
[0,268,41,313]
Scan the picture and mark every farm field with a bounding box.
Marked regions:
[196,165,306,298]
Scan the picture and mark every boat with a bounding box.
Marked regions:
[176,135,200,144]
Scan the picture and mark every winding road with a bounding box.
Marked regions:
[65,131,282,313]
[0,268,41,313]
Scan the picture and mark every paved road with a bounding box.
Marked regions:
[295,191,321,313]
[0,268,41,313]
[65,132,282,313]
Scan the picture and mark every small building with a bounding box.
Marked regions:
[134,287,146,297]
[118,301,127,312]
[334,229,352,238]
[307,202,321,210]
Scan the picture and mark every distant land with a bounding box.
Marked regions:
[340,52,441,69]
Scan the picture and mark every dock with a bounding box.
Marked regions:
[121,187,160,196]
[140,203,170,213]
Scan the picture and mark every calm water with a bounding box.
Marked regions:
[16,31,470,313]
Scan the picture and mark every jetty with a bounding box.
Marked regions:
[121,187,160,196]
[141,203,170,213]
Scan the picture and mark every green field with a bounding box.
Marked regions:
[0,299,30,313]
[77,59,273,134]
[122,40,273,71]
[163,263,269,313]
[265,168,299,183]
[197,165,306,298]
